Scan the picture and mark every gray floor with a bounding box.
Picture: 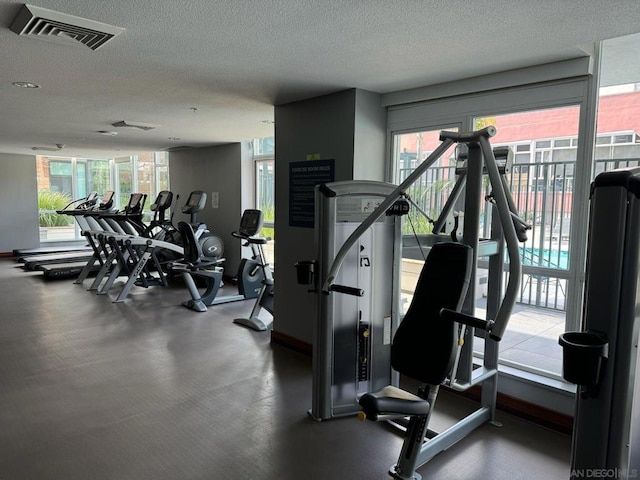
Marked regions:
[0,258,571,479]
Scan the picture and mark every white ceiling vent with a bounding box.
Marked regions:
[10,4,124,51]
[111,121,160,131]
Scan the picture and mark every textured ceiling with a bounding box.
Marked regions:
[1,0,640,158]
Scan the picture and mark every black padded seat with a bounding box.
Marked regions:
[359,386,429,421]
[358,242,472,421]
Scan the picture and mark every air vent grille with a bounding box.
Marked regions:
[10,4,124,50]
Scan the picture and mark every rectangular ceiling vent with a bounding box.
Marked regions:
[10,4,124,51]
[111,121,160,131]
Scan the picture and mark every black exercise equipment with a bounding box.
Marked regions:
[358,242,472,480]
[142,190,177,240]
[174,221,225,312]
[16,191,115,275]
[177,209,272,314]
[233,222,274,331]
[179,190,224,260]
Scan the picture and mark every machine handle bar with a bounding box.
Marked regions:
[321,127,497,295]
[327,284,365,297]
[439,126,497,142]
[321,127,520,342]
[440,308,495,332]
[231,231,271,244]
[477,134,521,341]
[322,136,458,293]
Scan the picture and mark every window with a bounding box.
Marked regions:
[49,161,73,194]
[36,153,170,241]
[388,81,589,380]
[392,126,460,317]
[254,137,275,265]
[253,137,274,156]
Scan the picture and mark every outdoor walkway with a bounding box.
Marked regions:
[476,303,565,376]
[401,259,566,378]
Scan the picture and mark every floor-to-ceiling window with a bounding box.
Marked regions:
[596,33,640,177]
[389,36,640,382]
[36,153,170,241]
[388,69,594,379]
[254,137,275,265]
[471,107,581,376]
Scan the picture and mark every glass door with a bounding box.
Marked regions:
[392,125,460,315]
[472,106,581,376]
[387,76,593,379]
[36,157,76,242]
[115,157,134,210]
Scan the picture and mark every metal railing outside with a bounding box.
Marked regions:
[399,157,640,311]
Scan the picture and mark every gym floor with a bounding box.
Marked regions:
[0,258,571,479]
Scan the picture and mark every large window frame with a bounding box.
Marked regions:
[253,137,275,265]
[37,153,170,241]
[386,77,597,384]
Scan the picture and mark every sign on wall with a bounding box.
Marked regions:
[289,159,335,228]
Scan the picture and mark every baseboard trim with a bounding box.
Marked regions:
[448,385,573,435]
[270,330,312,357]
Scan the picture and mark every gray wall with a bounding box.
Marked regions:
[353,89,388,182]
[273,88,386,343]
[169,142,254,274]
[0,153,39,253]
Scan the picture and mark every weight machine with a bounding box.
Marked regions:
[297,127,527,479]
[559,167,640,479]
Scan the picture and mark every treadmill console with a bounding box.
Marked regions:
[77,192,99,210]
[99,191,115,210]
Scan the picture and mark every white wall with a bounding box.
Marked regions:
[354,89,387,181]
[0,153,39,253]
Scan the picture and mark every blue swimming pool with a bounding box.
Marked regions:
[520,247,569,269]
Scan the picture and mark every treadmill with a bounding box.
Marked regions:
[13,193,100,261]
[37,192,117,279]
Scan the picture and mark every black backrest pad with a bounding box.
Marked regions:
[177,221,202,264]
[391,242,472,385]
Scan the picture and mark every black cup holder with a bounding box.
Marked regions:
[559,331,608,389]
[295,260,316,286]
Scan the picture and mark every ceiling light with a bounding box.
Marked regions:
[97,131,118,136]
[13,81,40,88]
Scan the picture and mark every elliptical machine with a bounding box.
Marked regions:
[142,190,177,241]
